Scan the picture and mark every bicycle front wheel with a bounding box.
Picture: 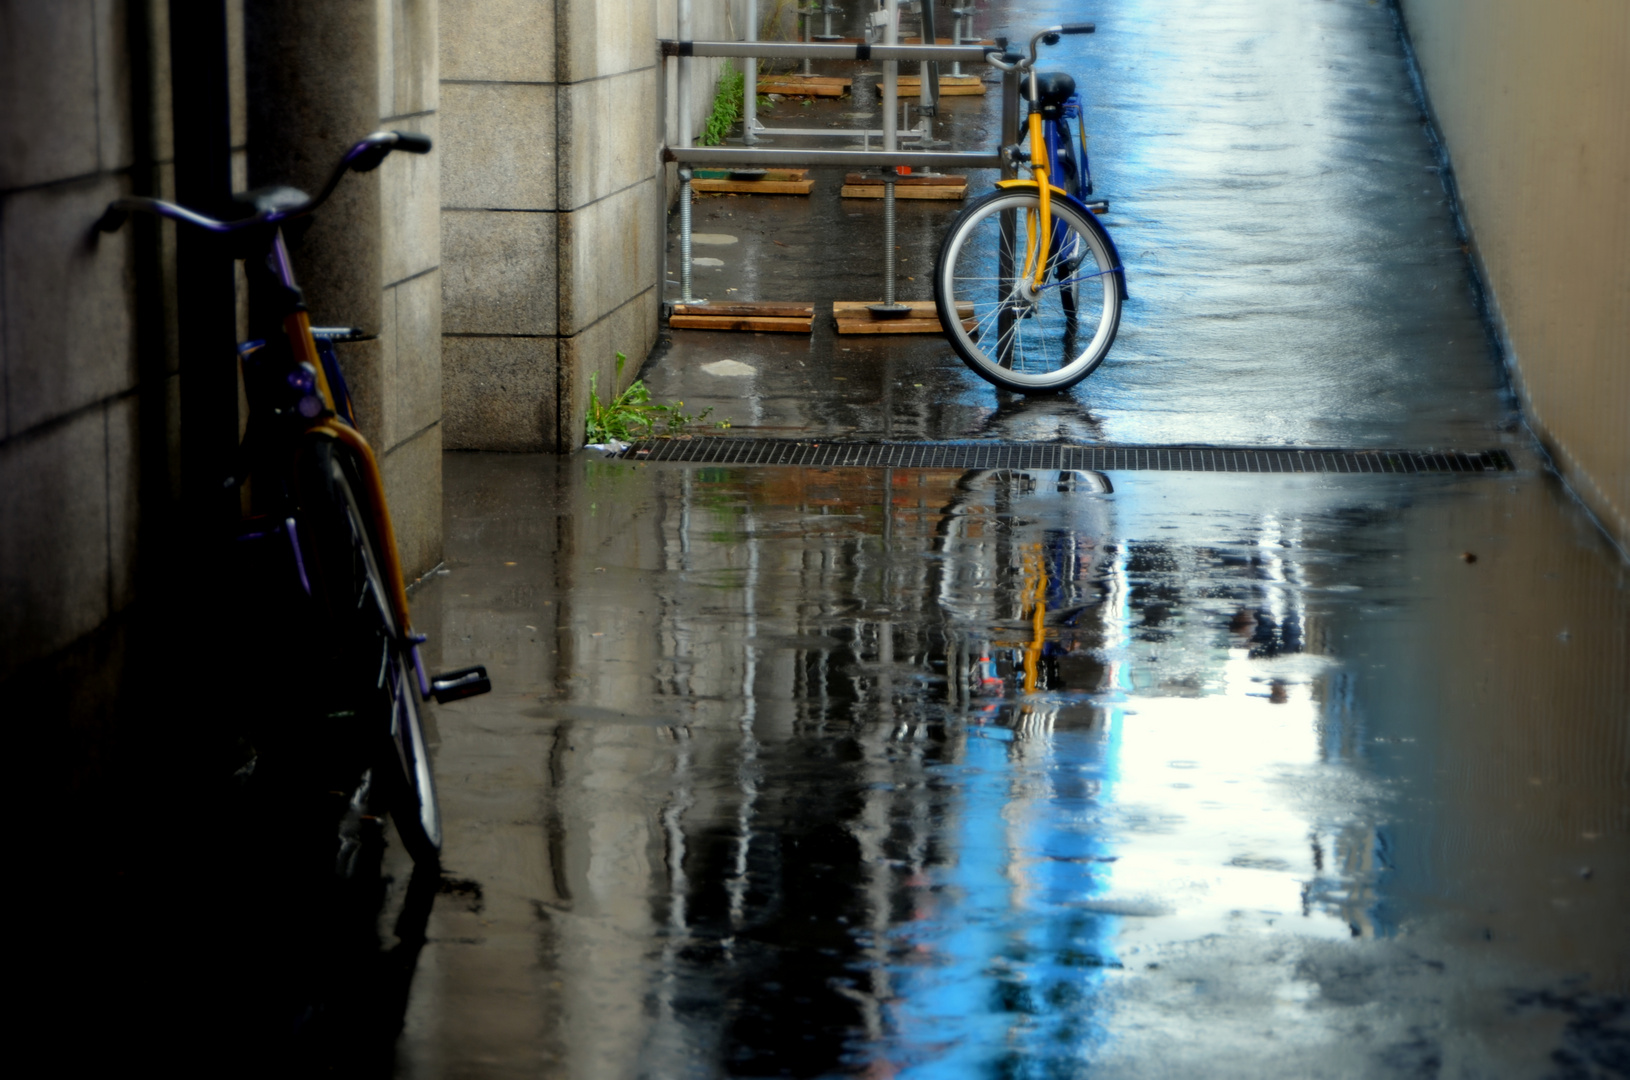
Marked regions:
[934,189,1122,394]
[299,437,442,867]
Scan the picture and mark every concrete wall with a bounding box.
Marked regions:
[1,0,159,686]
[1,0,444,797]
[246,0,444,576]
[1398,0,1630,548]
[440,0,743,452]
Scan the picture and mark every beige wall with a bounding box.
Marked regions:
[246,0,445,577]
[1,1,444,784]
[1399,0,1629,548]
[1,0,158,681]
[440,0,741,452]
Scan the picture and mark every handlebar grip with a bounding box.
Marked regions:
[1059,23,1096,34]
[392,131,433,154]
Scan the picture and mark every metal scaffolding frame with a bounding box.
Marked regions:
[666,0,1022,308]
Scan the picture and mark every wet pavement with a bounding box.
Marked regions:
[389,0,1629,1076]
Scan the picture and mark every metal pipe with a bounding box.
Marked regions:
[801,1,813,76]
[919,0,937,112]
[1000,64,1020,180]
[744,0,758,144]
[666,146,1002,168]
[677,4,694,152]
[678,0,695,304]
[882,0,898,154]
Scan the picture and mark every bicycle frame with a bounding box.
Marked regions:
[986,26,1129,303]
[97,130,486,705]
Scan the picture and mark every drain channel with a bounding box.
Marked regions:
[618,438,1513,475]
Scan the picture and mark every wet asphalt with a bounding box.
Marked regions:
[389,0,1627,1076]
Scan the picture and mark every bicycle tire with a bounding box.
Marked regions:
[297,437,442,868]
[934,188,1121,394]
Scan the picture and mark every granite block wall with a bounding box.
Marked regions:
[441,0,741,452]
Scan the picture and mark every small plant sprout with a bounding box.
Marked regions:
[587,352,727,443]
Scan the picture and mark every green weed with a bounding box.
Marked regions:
[587,352,726,443]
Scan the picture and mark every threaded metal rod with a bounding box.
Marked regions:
[883,176,897,306]
[679,171,694,303]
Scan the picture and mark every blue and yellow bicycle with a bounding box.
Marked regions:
[935,24,1128,393]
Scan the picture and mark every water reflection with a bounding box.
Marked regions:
[407,446,1630,1076]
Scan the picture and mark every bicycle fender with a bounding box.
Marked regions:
[992,179,1129,301]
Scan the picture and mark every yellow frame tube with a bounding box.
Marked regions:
[309,419,418,639]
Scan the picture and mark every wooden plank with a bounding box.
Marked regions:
[758,77,849,97]
[841,183,966,200]
[843,173,966,186]
[895,76,986,96]
[834,300,971,317]
[693,168,809,181]
[691,178,815,195]
[673,302,815,318]
[836,317,948,334]
[834,299,973,334]
[670,315,814,333]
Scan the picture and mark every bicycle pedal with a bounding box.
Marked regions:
[430,665,491,703]
[1084,200,1110,215]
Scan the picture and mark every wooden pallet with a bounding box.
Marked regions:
[758,75,849,97]
[670,301,814,334]
[833,300,972,335]
[691,177,815,195]
[840,174,968,200]
[895,74,987,96]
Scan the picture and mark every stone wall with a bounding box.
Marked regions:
[1,0,444,795]
[246,0,444,576]
[1398,0,1629,549]
[441,0,744,452]
[1,0,163,691]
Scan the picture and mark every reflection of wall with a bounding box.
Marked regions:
[1398,0,1629,547]
[1360,479,1628,990]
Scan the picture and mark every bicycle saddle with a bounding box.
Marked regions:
[1023,71,1077,116]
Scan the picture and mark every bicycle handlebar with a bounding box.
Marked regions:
[96,129,432,235]
[985,23,1096,71]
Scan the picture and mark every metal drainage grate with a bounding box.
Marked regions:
[619,438,1514,475]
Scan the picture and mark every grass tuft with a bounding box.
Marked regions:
[587,353,728,443]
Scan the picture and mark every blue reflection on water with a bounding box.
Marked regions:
[875,709,1126,1076]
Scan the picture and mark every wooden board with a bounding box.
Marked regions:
[895,75,987,96]
[693,168,809,181]
[844,173,966,186]
[670,300,815,333]
[841,182,966,200]
[673,302,814,318]
[758,76,849,97]
[691,178,815,195]
[833,300,973,335]
[670,315,813,333]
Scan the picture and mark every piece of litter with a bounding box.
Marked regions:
[524,625,537,631]
[584,439,629,455]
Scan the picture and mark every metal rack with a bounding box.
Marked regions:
[667,0,1022,313]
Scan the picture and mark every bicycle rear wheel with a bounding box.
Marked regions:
[298,437,441,867]
[934,188,1121,394]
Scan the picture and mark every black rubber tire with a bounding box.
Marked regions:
[934,188,1122,394]
[297,438,442,868]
